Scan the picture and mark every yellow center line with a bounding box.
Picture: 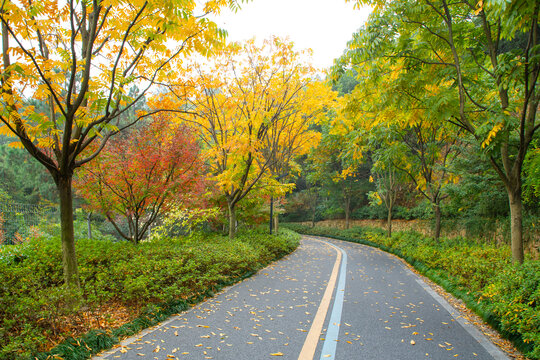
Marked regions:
[298,237,342,360]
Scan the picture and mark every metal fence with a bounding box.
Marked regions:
[0,202,55,245]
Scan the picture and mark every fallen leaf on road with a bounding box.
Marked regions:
[270,352,283,356]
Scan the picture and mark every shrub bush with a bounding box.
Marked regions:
[0,228,299,360]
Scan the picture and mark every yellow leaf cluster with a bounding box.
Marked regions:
[481,122,503,149]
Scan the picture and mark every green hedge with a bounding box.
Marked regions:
[0,228,300,360]
[284,223,539,359]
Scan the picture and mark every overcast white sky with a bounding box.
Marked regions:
[215,0,372,71]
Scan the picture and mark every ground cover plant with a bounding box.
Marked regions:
[0,228,300,360]
[284,223,540,359]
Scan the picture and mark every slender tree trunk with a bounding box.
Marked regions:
[434,202,441,241]
[387,202,393,238]
[274,215,279,234]
[57,175,80,289]
[344,197,351,230]
[228,201,237,239]
[508,186,524,264]
[87,212,92,239]
[269,196,274,234]
[134,217,140,244]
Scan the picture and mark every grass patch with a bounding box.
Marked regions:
[284,223,539,359]
[0,228,300,360]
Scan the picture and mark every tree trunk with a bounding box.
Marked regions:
[87,212,92,239]
[344,197,351,230]
[134,216,140,244]
[387,203,393,238]
[228,201,237,239]
[434,202,441,241]
[274,215,279,234]
[269,196,274,234]
[57,175,80,289]
[508,186,524,264]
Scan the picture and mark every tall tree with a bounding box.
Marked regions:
[340,0,539,263]
[394,120,460,240]
[0,0,235,286]
[308,115,372,230]
[370,159,403,238]
[165,38,333,238]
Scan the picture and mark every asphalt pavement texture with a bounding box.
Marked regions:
[95,236,509,360]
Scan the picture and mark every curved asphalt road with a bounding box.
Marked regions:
[95,236,509,360]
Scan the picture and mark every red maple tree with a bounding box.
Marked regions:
[75,118,204,243]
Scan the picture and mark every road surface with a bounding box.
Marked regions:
[95,236,508,360]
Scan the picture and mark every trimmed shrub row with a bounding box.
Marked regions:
[284,223,539,359]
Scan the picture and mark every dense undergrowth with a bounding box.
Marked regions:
[284,223,540,359]
[0,228,300,360]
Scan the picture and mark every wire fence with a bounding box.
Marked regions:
[0,202,57,245]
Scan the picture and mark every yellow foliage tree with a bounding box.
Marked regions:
[0,0,234,287]
[162,38,334,237]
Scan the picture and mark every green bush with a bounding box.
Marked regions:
[0,228,299,360]
[482,261,540,358]
[284,223,539,359]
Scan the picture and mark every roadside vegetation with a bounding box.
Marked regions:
[285,223,540,359]
[0,226,299,360]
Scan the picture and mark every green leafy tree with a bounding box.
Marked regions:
[339,0,539,263]
[369,158,404,237]
[391,120,461,239]
[308,114,372,229]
